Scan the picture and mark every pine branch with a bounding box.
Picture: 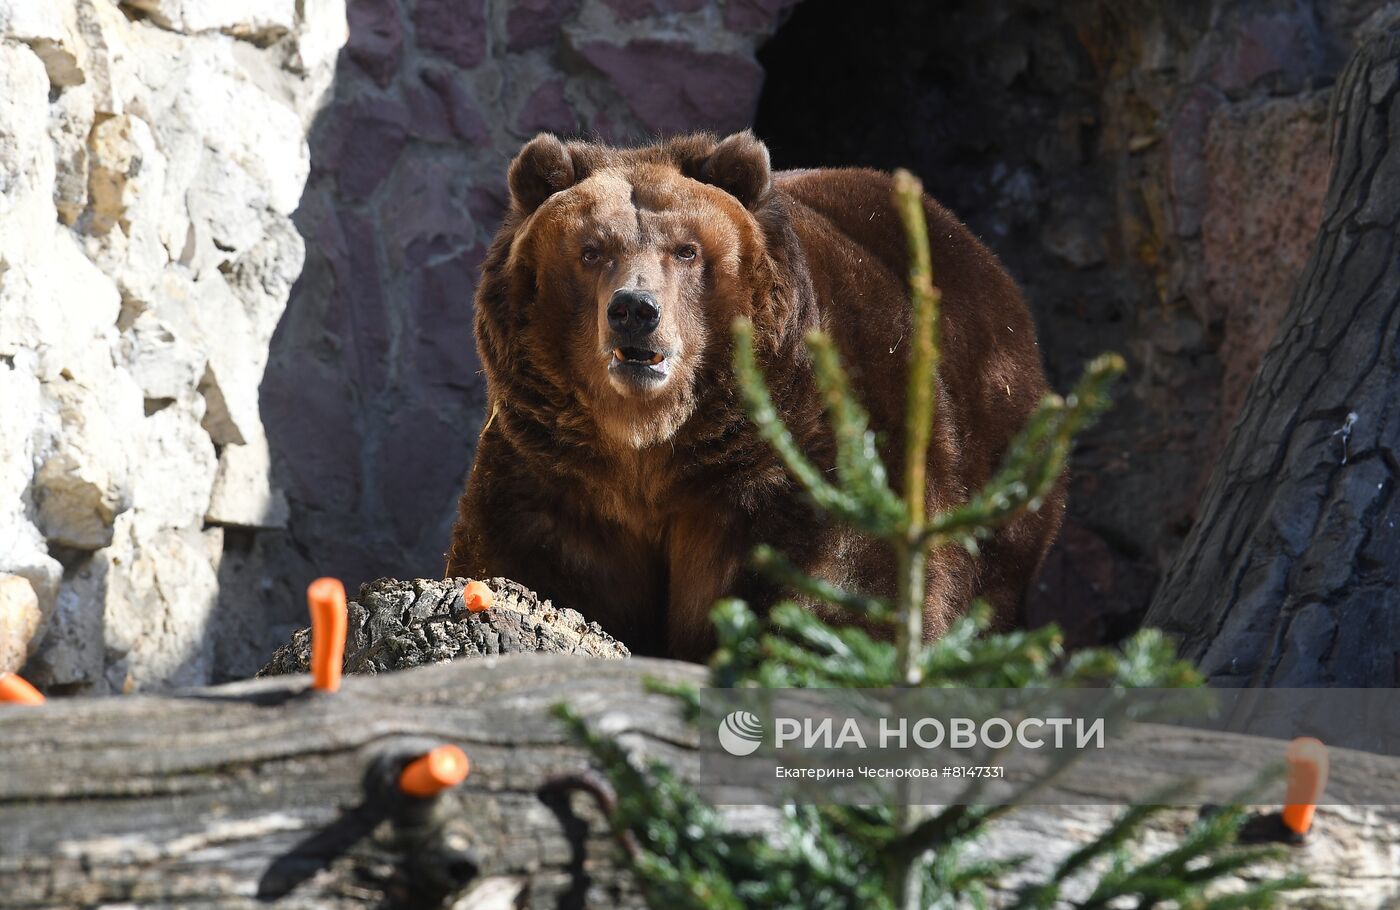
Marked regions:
[732,318,899,535]
[559,165,1298,910]
[748,602,898,688]
[888,170,937,702]
[922,353,1125,552]
[805,331,907,530]
[892,168,941,533]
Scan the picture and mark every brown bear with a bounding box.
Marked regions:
[446,131,1062,661]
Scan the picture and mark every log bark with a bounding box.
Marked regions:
[2,655,1398,909]
[1146,12,1400,686]
[258,577,629,677]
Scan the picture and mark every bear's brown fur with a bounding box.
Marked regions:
[446,132,1062,660]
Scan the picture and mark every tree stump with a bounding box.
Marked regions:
[1146,11,1400,686]
[259,577,629,677]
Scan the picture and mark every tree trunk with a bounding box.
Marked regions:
[2,654,1399,909]
[1145,13,1400,686]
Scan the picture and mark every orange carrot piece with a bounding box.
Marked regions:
[1281,736,1328,835]
[463,580,493,613]
[0,673,44,705]
[399,744,470,797]
[307,577,348,693]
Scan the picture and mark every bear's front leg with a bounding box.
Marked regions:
[449,435,670,653]
[665,510,745,661]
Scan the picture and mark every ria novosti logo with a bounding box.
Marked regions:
[717,710,765,756]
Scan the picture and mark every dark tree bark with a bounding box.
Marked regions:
[1146,14,1400,686]
[2,655,1399,908]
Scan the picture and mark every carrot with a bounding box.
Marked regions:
[307,577,348,693]
[0,673,44,705]
[1281,736,1328,835]
[399,744,470,797]
[463,580,493,613]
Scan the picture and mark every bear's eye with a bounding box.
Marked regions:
[581,247,600,265]
[675,243,698,261]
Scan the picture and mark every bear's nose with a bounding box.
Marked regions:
[607,289,661,335]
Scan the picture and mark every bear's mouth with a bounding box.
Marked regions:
[607,345,672,390]
[613,346,665,366]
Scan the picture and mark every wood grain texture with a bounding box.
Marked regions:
[0,655,693,909]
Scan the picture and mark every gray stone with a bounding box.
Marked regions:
[49,81,94,226]
[120,0,296,40]
[120,312,207,402]
[129,396,218,534]
[0,575,41,675]
[574,38,765,134]
[0,0,83,87]
[103,521,224,691]
[205,430,289,529]
[32,550,109,691]
[33,378,137,551]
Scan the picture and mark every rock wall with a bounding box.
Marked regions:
[0,0,346,690]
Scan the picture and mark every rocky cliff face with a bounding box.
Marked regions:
[0,0,346,690]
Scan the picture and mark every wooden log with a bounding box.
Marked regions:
[258,577,629,677]
[2,655,1398,908]
[0,655,683,909]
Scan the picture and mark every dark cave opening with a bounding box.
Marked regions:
[755,1,1038,213]
[754,0,1115,373]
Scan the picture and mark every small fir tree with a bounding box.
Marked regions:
[559,170,1301,910]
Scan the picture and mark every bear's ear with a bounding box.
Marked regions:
[695,131,772,210]
[508,133,577,214]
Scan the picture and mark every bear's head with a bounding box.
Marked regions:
[480,131,797,451]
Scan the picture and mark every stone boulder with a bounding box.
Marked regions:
[0,575,42,675]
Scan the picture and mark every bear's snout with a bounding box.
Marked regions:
[606,289,661,336]
[604,286,673,393]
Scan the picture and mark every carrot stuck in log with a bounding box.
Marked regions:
[463,580,493,613]
[1281,737,1329,836]
[400,744,470,797]
[307,577,348,693]
[0,673,44,706]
